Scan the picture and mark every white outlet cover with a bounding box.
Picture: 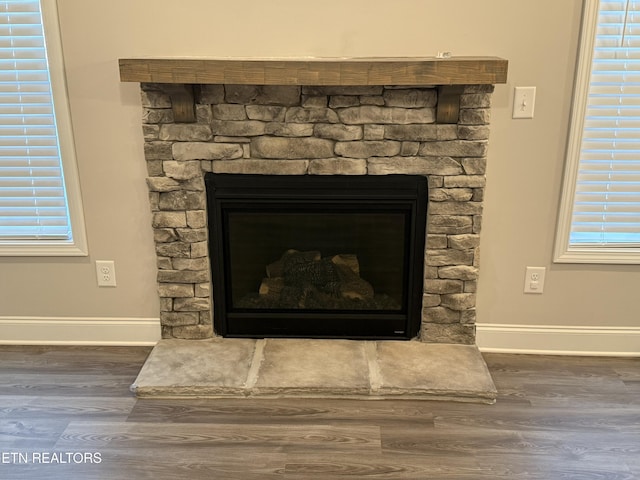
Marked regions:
[524,266,546,294]
[96,260,117,287]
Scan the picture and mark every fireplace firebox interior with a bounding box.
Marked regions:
[205,174,427,339]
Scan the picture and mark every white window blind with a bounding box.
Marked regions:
[556,0,640,263]
[0,0,86,255]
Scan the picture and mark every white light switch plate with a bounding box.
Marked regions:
[513,86,536,119]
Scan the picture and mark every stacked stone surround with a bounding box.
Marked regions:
[140,82,493,344]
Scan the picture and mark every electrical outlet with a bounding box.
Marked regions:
[96,260,117,287]
[524,266,545,294]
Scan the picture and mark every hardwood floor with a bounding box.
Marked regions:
[0,345,638,479]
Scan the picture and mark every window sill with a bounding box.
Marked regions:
[554,247,640,265]
[0,241,88,257]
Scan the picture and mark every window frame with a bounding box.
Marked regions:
[0,0,87,256]
[554,0,640,264]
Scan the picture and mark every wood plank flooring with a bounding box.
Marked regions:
[0,345,638,479]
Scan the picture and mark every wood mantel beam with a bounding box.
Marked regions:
[119,57,508,86]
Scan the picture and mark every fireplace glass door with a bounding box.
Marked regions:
[205,174,427,339]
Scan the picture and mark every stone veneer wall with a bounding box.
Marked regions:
[140,83,493,344]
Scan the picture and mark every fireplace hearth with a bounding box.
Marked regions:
[205,173,427,339]
[123,57,506,401]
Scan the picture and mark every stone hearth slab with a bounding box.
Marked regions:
[132,337,256,397]
[254,339,371,396]
[375,342,497,402]
[132,338,497,403]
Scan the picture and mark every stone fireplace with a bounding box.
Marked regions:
[120,57,508,346]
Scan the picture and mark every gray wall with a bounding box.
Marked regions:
[1,0,638,349]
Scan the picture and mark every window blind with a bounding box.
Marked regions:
[570,0,640,246]
[0,0,71,240]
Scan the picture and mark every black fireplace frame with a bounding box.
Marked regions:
[205,173,427,340]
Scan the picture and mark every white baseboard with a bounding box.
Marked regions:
[2,317,638,355]
[0,316,161,346]
[477,323,640,357]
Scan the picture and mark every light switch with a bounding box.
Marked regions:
[513,86,536,119]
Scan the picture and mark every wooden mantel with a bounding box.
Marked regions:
[119,56,507,86]
[119,57,508,123]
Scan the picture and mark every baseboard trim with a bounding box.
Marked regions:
[0,316,161,346]
[477,323,640,357]
[2,317,638,355]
